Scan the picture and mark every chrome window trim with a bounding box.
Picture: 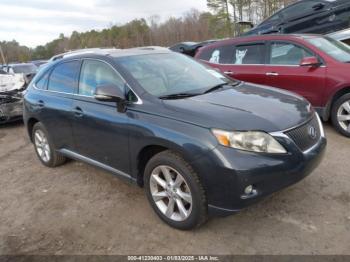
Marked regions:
[33,58,143,105]
[200,59,326,68]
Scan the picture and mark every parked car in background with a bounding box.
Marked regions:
[2,63,38,85]
[245,0,350,36]
[196,34,350,137]
[0,68,26,124]
[30,60,48,68]
[328,28,350,45]
[24,48,326,229]
[169,40,218,57]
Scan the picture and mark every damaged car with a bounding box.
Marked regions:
[0,68,26,124]
[2,63,38,85]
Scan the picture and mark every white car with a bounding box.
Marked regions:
[0,69,26,123]
[0,69,26,92]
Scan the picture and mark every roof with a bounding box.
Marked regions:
[201,34,323,49]
[50,46,171,61]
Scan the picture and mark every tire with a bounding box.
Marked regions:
[32,122,67,167]
[331,94,350,138]
[144,150,208,230]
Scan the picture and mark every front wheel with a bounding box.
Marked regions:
[144,150,208,230]
[331,94,350,137]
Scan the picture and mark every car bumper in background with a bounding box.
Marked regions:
[0,95,23,123]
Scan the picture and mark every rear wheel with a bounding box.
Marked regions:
[332,94,350,137]
[32,122,67,167]
[144,150,208,230]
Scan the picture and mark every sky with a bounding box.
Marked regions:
[0,0,208,48]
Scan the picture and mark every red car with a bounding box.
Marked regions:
[195,34,350,137]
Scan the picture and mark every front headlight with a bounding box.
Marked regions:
[212,129,287,154]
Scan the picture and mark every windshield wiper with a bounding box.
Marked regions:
[204,81,240,94]
[159,93,201,100]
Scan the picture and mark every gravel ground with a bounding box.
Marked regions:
[0,121,349,255]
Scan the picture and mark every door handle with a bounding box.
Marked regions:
[37,100,45,108]
[73,107,84,117]
[266,72,279,76]
[224,71,235,75]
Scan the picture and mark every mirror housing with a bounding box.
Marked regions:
[94,84,127,112]
[300,57,321,67]
[313,3,325,10]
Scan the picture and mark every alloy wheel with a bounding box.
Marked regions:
[337,100,350,133]
[34,129,51,162]
[150,165,192,222]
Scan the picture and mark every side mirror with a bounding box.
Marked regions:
[313,3,325,10]
[94,84,127,112]
[300,57,321,67]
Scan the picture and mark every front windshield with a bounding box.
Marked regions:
[306,37,350,63]
[13,64,37,74]
[115,53,233,97]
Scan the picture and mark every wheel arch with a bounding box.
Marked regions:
[135,139,204,187]
[324,86,350,121]
[27,117,40,142]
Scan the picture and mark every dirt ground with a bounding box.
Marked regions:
[0,121,349,255]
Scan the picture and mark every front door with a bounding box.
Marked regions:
[264,41,326,107]
[71,59,130,174]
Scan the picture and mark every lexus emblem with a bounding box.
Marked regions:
[308,126,317,139]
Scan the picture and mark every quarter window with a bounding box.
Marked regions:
[48,61,80,93]
[269,42,314,65]
[35,71,50,90]
[79,60,125,96]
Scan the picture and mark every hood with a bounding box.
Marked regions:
[161,82,313,132]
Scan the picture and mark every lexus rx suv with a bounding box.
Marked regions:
[196,34,350,137]
[24,48,326,229]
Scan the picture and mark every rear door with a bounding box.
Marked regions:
[37,60,80,150]
[71,59,131,174]
[265,41,326,107]
[198,42,268,85]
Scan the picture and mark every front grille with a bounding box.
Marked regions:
[285,115,321,152]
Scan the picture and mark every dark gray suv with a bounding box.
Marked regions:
[23,48,326,229]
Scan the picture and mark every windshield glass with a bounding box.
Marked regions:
[115,53,233,97]
[12,64,37,74]
[306,37,350,62]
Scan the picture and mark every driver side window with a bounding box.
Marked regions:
[79,60,125,97]
[269,42,314,65]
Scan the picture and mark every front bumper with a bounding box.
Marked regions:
[191,119,327,216]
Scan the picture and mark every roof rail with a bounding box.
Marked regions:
[49,48,119,62]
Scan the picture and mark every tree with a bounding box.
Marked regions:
[207,0,232,35]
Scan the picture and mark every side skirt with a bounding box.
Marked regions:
[59,149,137,184]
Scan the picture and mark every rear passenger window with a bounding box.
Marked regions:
[48,61,80,93]
[79,60,125,96]
[233,44,265,65]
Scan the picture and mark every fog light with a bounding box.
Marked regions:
[244,185,254,195]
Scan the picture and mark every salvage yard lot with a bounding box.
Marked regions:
[0,122,349,255]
